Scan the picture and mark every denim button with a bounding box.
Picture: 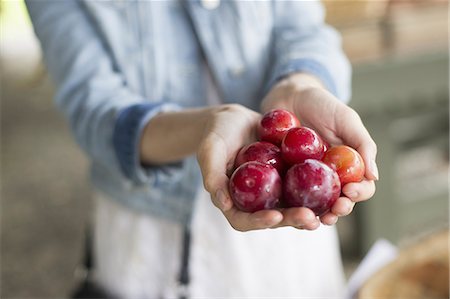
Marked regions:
[201,0,220,10]
[231,65,245,76]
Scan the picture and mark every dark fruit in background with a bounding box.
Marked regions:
[322,145,365,185]
[235,141,286,175]
[258,109,300,145]
[281,127,326,165]
[229,161,282,213]
[284,159,341,216]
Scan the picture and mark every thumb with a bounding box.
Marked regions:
[336,108,378,181]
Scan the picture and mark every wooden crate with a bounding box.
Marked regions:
[323,0,388,26]
[359,230,449,298]
[386,1,449,57]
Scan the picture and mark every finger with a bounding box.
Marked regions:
[209,183,284,231]
[198,133,234,212]
[330,197,355,217]
[210,174,284,231]
[320,212,338,226]
[342,180,376,202]
[224,208,283,232]
[197,132,227,192]
[211,188,233,212]
[359,142,379,181]
[336,108,378,181]
[274,207,320,230]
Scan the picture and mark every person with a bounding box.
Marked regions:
[26,0,378,298]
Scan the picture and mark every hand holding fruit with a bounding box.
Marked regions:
[228,108,366,221]
[198,74,377,232]
[197,104,347,232]
[261,73,378,227]
[197,104,286,231]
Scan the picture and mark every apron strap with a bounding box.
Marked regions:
[177,225,192,299]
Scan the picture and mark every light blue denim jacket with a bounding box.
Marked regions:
[27,0,351,225]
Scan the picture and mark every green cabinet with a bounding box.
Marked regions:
[343,53,449,254]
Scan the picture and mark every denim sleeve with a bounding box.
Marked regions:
[268,1,351,102]
[26,1,182,185]
[113,103,184,184]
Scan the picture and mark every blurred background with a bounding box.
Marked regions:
[1,0,448,298]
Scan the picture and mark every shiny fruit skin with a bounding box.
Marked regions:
[229,161,282,213]
[235,141,286,175]
[258,109,300,145]
[322,139,330,153]
[281,127,326,165]
[284,159,341,216]
[322,145,365,185]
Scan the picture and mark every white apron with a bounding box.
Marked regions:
[93,189,346,298]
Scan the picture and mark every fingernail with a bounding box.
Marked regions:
[342,201,354,216]
[304,211,316,222]
[371,160,379,180]
[295,220,305,227]
[325,217,338,226]
[346,202,354,214]
[346,191,358,199]
[214,189,226,211]
[256,214,281,226]
[270,214,283,225]
[311,221,321,230]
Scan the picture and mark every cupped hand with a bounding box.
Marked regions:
[262,75,378,228]
[198,104,328,231]
[197,104,284,231]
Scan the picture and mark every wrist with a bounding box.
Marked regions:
[278,72,325,91]
[139,107,215,164]
[261,73,326,113]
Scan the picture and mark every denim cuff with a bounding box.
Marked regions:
[113,102,182,184]
[267,58,338,97]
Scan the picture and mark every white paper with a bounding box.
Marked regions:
[346,239,399,299]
